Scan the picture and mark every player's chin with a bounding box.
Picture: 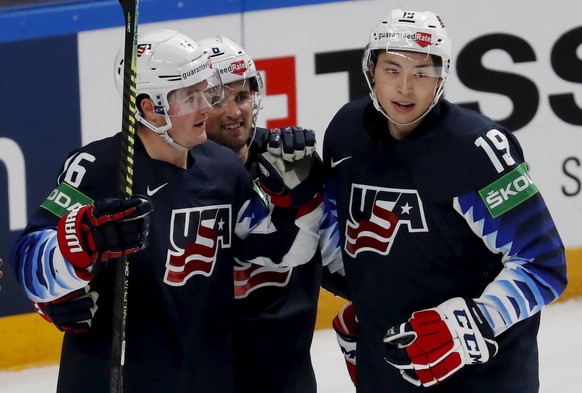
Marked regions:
[388,107,422,123]
[198,131,208,144]
[190,127,207,145]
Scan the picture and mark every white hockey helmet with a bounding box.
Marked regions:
[197,35,264,117]
[362,10,452,121]
[114,29,224,150]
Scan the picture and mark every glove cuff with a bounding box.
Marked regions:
[333,302,358,386]
[439,297,498,364]
[332,302,358,338]
[57,205,94,277]
[462,298,495,340]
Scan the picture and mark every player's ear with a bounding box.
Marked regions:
[139,96,158,122]
[138,96,155,118]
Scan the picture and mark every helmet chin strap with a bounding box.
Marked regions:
[246,96,261,148]
[136,112,191,152]
[248,121,258,147]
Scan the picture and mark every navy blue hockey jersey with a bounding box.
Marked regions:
[319,97,567,392]
[11,133,321,393]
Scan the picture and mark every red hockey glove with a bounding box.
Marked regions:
[332,301,358,385]
[57,195,153,278]
[257,126,322,208]
[383,297,498,387]
[34,286,99,333]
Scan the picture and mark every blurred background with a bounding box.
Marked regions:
[0,0,580,377]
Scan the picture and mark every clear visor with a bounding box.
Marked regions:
[366,50,442,96]
[214,73,263,109]
[381,50,443,79]
[165,68,224,117]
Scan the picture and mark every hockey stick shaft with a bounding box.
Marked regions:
[111,1,139,392]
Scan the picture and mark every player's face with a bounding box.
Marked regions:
[166,81,212,148]
[205,80,254,153]
[373,51,441,138]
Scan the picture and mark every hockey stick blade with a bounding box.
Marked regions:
[111,1,139,393]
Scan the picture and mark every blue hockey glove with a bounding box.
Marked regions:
[57,195,153,278]
[34,285,98,333]
[383,297,498,387]
[257,126,322,207]
[332,301,358,385]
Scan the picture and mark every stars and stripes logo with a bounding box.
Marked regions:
[137,43,151,57]
[164,205,231,286]
[345,184,428,257]
[233,262,292,299]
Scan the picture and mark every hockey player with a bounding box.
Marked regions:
[321,9,567,393]
[10,29,321,393]
[199,35,326,393]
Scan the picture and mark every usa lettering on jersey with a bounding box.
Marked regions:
[345,184,428,257]
[164,205,231,286]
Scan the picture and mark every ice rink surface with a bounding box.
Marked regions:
[1,297,581,393]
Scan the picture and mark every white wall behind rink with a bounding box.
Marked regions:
[78,0,582,247]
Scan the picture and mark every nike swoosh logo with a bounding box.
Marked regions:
[330,156,352,168]
[146,183,168,196]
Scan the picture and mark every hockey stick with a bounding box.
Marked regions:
[111,1,139,392]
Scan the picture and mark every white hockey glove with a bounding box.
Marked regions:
[332,302,358,385]
[57,195,153,278]
[256,126,322,208]
[383,297,498,387]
